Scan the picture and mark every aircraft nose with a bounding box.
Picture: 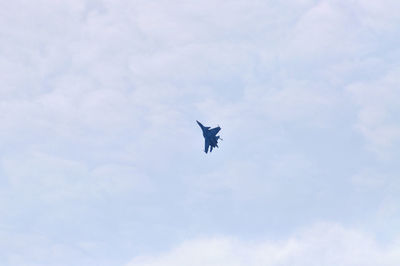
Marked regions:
[196,121,205,131]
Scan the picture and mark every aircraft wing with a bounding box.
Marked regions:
[209,127,221,136]
[204,138,210,153]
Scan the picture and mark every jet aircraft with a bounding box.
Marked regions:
[196,120,222,153]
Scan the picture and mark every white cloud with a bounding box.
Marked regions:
[0,230,96,266]
[0,151,150,202]
[0,0,399,265]
[352,0,400,32]
[126,223,400,266]
[183,153,316,202]
[347,67,400,157]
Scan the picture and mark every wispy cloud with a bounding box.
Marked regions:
[126,223,400,266]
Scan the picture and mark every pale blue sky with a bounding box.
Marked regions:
[0,0,400,265]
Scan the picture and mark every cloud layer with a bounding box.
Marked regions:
[127,223,400,266]
[0,0,399,265]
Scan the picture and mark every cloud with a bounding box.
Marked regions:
[0,0,400,265]
[347,67,400,158]
[0,229,97,266]
[126,223,400,266]
[0,151,150,203]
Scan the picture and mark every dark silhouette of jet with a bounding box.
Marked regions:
[196,120,222,153]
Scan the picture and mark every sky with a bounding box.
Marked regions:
[0,0,400,265]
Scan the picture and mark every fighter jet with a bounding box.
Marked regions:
[196,120,222,153]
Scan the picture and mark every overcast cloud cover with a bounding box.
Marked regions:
[0,0,399,265]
